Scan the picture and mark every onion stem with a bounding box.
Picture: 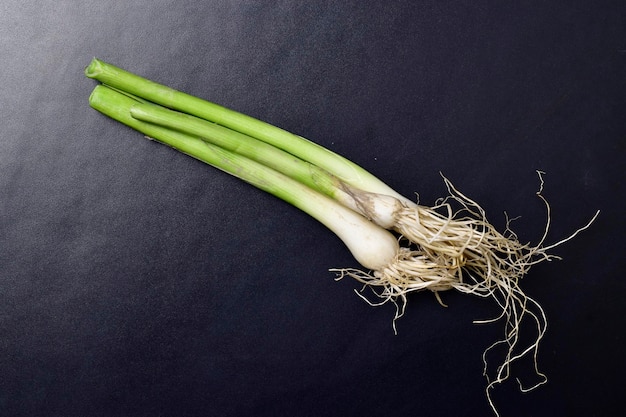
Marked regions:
[128,101,404,227]
[88,84,401,272]
[129,103,339,201]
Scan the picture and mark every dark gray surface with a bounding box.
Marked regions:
[1,1,624,416]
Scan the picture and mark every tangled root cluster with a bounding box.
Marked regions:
[333,172,598,415]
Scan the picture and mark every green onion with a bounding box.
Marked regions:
[84,60,593,298]
[86,59,598,417]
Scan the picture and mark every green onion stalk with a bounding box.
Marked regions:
[85,59,598,416]
[88,84,456,309]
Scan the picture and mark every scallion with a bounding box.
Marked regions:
[86,59,598,416]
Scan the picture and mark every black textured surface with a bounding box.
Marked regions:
[1,2,624,416]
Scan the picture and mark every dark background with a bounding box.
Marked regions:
[1,1,624,416]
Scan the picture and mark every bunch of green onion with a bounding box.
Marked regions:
[85,58,597,415]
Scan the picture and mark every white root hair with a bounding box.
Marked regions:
[332,171,599,416]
